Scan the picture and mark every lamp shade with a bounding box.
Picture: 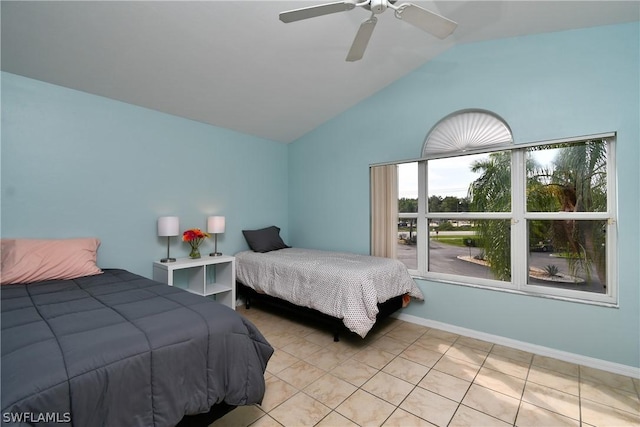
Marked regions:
[157,216,179,237]
[207,216,225,234]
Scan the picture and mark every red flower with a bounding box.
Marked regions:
[182,228,210,247]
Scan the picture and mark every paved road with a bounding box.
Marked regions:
[397,240,605,294]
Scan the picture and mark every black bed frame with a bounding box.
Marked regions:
[177,402,236,427]
[237,281,404,342]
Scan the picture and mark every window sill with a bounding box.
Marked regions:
[409,271,619,308]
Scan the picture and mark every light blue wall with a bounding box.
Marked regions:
[2,22,638,368]
[1,72,289,278]
[289,23,640,367]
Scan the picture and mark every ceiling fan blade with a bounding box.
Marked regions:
[395,3,457,39]
[346,16,377,62]
[279,1,356,23]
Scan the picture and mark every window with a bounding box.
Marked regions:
[426,151,512,283]
[397,162,418,270]
[378,111,617,305]
[523,140,612,299]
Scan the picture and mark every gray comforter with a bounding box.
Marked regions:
[1,269,273,427]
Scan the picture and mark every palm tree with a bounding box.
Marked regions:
[468,140,607,287]
[546,140,607,286]
[468,151,511,280]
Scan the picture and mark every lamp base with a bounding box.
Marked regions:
[209,252,222,257]
[160,257,176,263]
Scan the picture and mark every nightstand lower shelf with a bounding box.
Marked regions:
[153,255,236,310]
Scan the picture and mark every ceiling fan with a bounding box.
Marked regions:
[279,0,458,62]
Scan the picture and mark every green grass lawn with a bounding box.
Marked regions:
[431,236,469,247]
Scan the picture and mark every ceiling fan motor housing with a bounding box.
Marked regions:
[370,0,387,14]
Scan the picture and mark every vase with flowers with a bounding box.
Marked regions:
[182,228,210,259]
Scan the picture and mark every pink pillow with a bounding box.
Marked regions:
[1,238,103,285]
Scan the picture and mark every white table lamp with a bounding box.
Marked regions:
[158,216,179,262]
[207,216,225,256]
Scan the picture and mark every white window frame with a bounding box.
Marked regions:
[408,132,618,306]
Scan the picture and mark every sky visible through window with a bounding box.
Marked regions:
[399,149,558,200]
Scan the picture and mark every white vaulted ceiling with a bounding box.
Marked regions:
[2,1,638,143]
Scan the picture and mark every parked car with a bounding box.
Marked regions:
[531,239,554,252]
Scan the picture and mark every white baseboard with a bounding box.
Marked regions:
[394,312,640,380]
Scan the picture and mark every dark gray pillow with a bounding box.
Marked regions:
[242,226,290,253]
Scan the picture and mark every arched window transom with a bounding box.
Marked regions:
[422,109,513,156]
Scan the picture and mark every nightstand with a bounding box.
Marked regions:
[153,255,236,310]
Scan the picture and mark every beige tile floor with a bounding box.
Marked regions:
[212,306,640,427]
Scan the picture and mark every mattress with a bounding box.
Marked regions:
[235,248,423,337]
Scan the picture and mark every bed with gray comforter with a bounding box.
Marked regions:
[1,269,273,427]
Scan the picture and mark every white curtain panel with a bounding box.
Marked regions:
[370,164,398,259]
